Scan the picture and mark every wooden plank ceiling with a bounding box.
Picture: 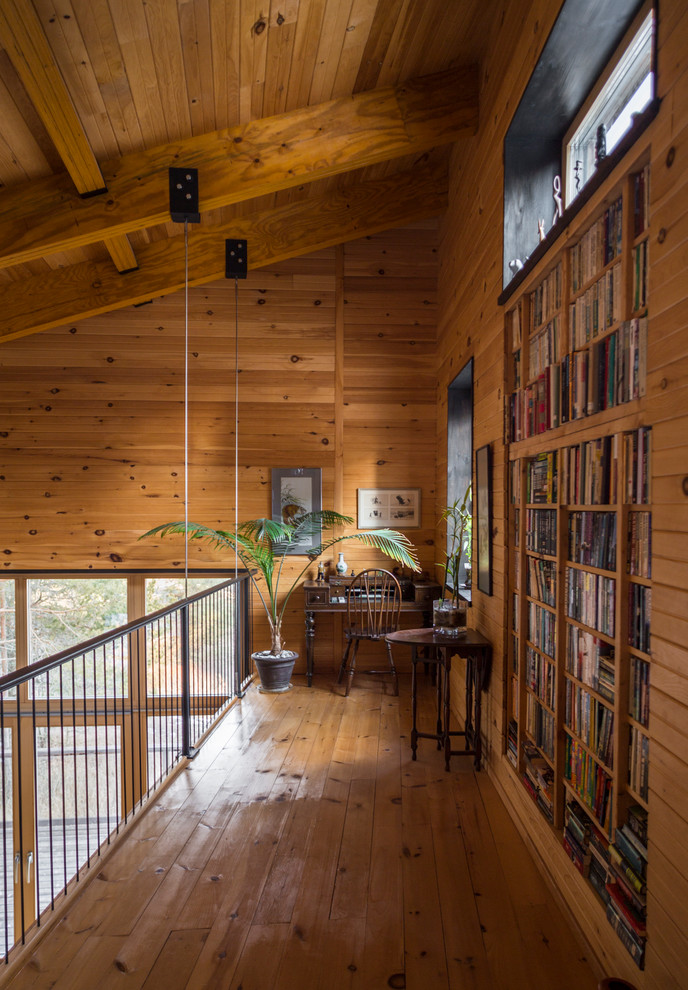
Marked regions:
[0,0,496,342]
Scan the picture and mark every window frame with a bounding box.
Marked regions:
[563,3,654,207]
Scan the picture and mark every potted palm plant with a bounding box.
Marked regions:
[434,483,472,635]
[141,510,420,691]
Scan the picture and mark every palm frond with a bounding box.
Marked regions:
[309,528,420,572]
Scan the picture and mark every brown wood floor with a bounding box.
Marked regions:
[5,675,601,990]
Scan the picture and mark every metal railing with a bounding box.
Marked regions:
[0,574,252,962]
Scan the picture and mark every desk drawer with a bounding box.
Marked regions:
[305,587,330,605]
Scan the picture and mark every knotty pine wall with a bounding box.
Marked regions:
[0,224,439,672]
[436,1,688,987]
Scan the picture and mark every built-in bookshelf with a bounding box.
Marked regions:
[505,159,652,970]
[507,164,650,444]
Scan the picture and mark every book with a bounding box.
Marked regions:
[613,827,646,878]
[627,804,648,845]
[606,881,647,936]
[606,898,646,967]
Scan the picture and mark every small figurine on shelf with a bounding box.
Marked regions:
[316,561,326,583]
[595,124,607,167]
[552,174,563,225]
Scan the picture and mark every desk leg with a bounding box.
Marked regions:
[435,654,443,749]
[473,656,482,770]
[305,610,315,687]
[443,651,451,772]
[465,656,475,752]
[411,647,418,760]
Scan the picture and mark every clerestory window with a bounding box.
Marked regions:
[565,9,654,207]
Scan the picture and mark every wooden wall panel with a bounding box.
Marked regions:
[434,0,688,986]
[0,225,438,676]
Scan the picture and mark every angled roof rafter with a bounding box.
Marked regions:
[0,161,448,343]
[0,64,477,270]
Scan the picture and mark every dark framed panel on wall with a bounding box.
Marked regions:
[476,444,492,596]
[447,358,473,595]
[271,467,322,555]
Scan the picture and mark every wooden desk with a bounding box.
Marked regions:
[385,627,491,770]
[303,580,437,687]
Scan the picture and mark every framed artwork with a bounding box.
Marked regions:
[475,444,492,596]
[357,488,421,529]
[271,468,322,555]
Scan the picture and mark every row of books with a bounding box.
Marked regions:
[527,645,556,709]
[606,818,648,967]
[527,556,557,607]
[569,261,622,348]
[566,568,616,638]
[629,655,650,727]
[528,601,556,659]
[527,450,557,503]
[525,508,557,555]
[623,426,651,504]
[526,694,555,760]
[513,346,522,390]
[563,809,593,877]
[629,725,649,801]
[529,262,562,330]
[510,318,647,440]
[567,316,647,418]
[627,511,651,579]
[628,583,651,654]
[528,315,561,380]
[568,800,647,968]
[632,238,649,313]
[561,434,618,506]
[523,740,555,821]
[568,511,617,571]
[570,196,623,292]
[632,164,650,239]
[559,428,650,506]
[507,718,518,767]
[564,682,614,768]
[561,793,648,967]
[564,736,613,830]
[566,625,615,702]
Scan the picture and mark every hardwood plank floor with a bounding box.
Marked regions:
[4,675,601,990]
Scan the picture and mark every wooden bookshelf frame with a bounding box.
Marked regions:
[504,140,652,970]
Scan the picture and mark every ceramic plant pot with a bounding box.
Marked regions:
[252,650,297,692]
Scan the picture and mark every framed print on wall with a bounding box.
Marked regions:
[357,488,421,529]
[271,468,322,555]
[475,444,492,596]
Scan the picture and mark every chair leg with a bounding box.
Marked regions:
[337,639,352,685]
[386,641,399,696]
[345,641,359,697]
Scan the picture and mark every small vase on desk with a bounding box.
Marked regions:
[335,552,347,575]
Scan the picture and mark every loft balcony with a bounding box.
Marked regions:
[0,581,600,989]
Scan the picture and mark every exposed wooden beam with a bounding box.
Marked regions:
[0,163,447,343]
[0,65,477,270]
[0,0,138,274]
